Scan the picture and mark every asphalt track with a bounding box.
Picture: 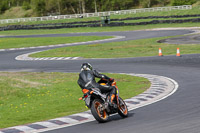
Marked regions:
[159,34,200,44]
[1,29,200,133]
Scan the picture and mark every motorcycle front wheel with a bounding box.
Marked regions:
[91,99,108,123]
[118,97,128,118]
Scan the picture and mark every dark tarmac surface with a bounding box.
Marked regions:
[159,34,200,44]
[1,29,200,133]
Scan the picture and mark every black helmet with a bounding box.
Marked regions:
[81,63,93,71]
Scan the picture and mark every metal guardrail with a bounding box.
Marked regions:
[0,5,192,24]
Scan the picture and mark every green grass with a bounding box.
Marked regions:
[1,4,200,130]
[0,72,150,128]
[110,6,200,19]
[1,6,200,26]
[0,22,200,36]
[0,6,200,36]
[30,35,200,58]
[0,36,112,49]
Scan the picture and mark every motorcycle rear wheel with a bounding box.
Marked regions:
[91,99,108,123]
[118,97,128,118]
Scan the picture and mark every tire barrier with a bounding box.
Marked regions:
[110,14,200,21]
[1,14,200,31]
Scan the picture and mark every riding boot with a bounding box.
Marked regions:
[109,94,116,107]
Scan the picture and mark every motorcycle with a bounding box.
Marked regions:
[79,78,128,123]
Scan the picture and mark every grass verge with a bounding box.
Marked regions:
[0,72,150,128]
[30,35,200,58]
[0,22,200,36]
[0,36,112,49]
[1,6,200,26]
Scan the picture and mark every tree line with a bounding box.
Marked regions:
[0,0,197,16]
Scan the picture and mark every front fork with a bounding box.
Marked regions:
[115,87,120,108]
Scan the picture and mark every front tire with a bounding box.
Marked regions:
[118,97,128,118]
[91,99,108,123]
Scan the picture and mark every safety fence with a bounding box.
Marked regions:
[0,5,192,24]
[1,14,200,31]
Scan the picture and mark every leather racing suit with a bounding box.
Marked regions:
[77,69,116,96]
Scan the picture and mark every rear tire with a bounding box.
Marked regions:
[118,97,128,118]
[91,99,108,123]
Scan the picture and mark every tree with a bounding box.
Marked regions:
[171,0,197,6]
[1,0,191,16]
[94,0,97,13]
[23,1,31,10]
[45,0,58,15]
[31,0,46,16]
[81,0,86,13]
[0,1,9,14]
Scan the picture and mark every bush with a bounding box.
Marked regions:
[0,1,9,14]
[192,1,200,7]
[22,1,31,10]
[171,0,197,6]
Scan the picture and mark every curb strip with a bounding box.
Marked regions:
[0,73,178,133]
[15,50,83,61]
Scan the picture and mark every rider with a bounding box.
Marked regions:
[77,63,116,106]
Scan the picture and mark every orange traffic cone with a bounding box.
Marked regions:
[176,48,181,57]
[159,48,163,56]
